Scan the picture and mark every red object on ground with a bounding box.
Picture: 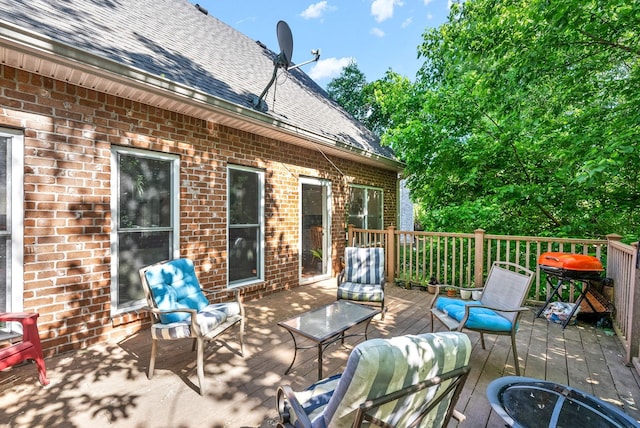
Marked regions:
[0,312,49,385]
[538,252,603,279]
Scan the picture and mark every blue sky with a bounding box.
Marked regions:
[195,0,452,87]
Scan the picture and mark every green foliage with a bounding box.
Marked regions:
[326,61,370,124]
[377,0,640,240]
[327,62,408,136]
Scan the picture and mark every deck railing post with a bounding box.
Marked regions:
[387,226,395,284]
[633,242,640,375]
[474,229,485,287]
[347,224,354,246]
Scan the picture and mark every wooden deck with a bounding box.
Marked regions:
[1,280,639,427]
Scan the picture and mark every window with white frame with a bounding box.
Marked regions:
[228,165,264,285]
[0,129,23,316]
[348,185,383,229]
[110,147,179,313]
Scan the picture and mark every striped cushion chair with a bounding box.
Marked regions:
[276,331,472,428]
[337,247,386,319]
[139,258,244,395]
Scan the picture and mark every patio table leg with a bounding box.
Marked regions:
[317,342,323,380]
[283,329,298,376]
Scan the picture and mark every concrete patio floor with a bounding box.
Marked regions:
[1,279,639,427]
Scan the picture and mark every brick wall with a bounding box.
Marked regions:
[0,65,398,356]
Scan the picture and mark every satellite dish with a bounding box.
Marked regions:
[250,20,320,111]
[276,20,293,68]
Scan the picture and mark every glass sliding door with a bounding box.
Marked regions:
[300,178,331,281]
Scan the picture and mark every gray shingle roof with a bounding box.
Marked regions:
[0,0,398,164]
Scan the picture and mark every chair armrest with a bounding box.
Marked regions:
[277,385,313,428]
[141,306,198,317]
[0,312,38,322]
[466,304,529,313]
[142,306,199,331]
[0,313,40,342]
[444,285,484,292]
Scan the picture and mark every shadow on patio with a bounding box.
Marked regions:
[1,279,639,427]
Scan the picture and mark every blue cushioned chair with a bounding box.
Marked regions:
[430,261,535,376]
[276,331,471,428]
[337,247,386,319]
[139,258,245,395]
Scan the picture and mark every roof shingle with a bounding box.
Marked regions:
[0,0,397,163]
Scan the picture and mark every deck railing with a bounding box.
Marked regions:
[346,226,640,369]
[605,240,639,370]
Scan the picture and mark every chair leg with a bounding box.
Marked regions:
[511,333,521,376]
[196,336,205,395]
[238,318,245,356]
[34,352,49,386]
[480,333,486,350]
[148,338,157,379]
[21,314,49,386]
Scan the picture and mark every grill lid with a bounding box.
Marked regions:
[538,252,603,272]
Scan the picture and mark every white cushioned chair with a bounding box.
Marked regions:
[337,247,386,319]
[139,258,244,395]
[276,331,471,428]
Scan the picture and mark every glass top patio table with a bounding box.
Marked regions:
[278,300,380,380]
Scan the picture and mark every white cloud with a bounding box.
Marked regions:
[423,0,434,5]
[371,0,403,23]
[300,1,329,19]
[370,27,385,37]
[401,17,412,28]
[308,57,354,80]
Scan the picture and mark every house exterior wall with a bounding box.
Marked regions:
[0,65,398,356]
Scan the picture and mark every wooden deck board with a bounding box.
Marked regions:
[0,280,638,427]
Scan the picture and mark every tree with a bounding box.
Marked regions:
[327,62,408,136]
[379,0,640,240]
[326,61,369,124]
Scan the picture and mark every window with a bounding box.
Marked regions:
[110,147,179,314]
[228,165,264,285]
[0,129,23,316]
[348,185,383,229]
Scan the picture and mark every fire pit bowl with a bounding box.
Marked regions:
[486,376,638,427]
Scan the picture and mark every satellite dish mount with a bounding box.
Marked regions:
[250,20,320,111]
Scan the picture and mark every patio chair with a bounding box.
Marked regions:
[430,261,535,376]
[139,258,245,395]
[337,246,386,319]
[0,312,49,386]
[276,331,471,428]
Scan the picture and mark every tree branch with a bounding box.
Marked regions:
[579,30,640,56]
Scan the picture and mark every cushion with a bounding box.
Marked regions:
[337,282,384,302]
[150,301,241,340]
[292,374,342,423]
[144,258,210,324]
[344,247,384,284]
[435,297,513,332]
